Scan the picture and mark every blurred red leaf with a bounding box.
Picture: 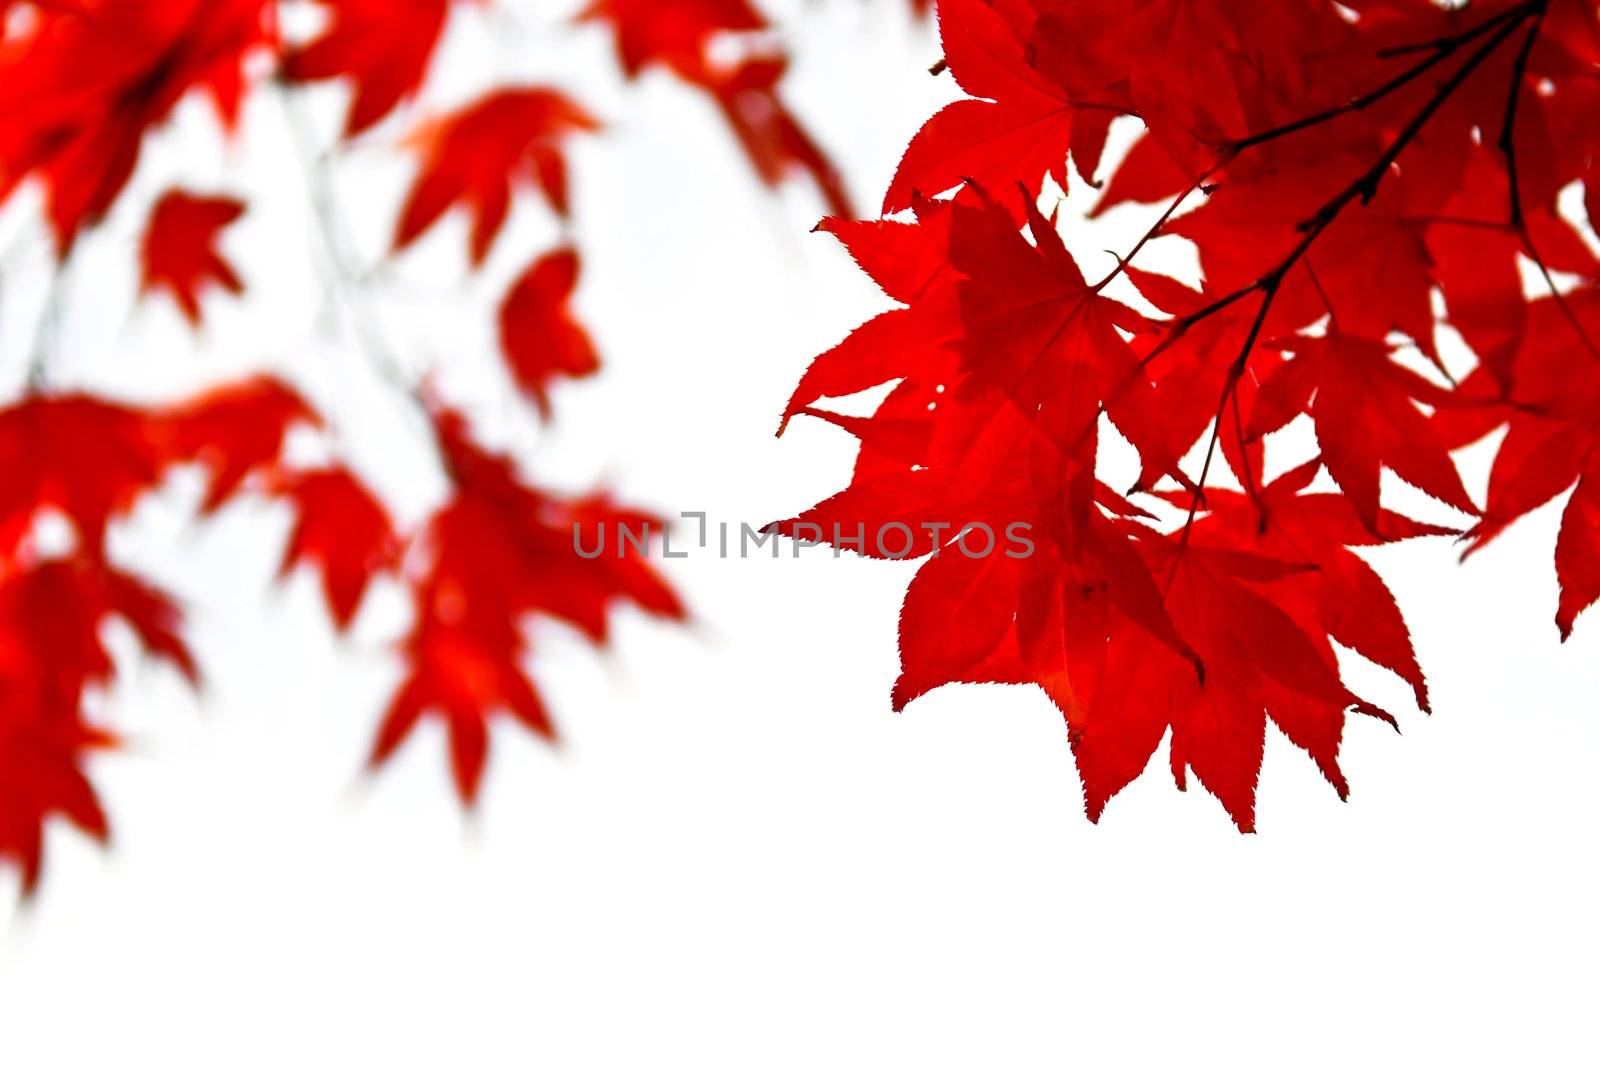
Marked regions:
[272,467,400,631]
[0,556,196,893]
[583,0,852,215]
[580,0,765,79]
[139,190,246,326]
[283,0,452,137]
[498,248,601,416]
[394,88,600,265]
[372,407,684,802]
[159,376,321,512]
[0,396,167,558]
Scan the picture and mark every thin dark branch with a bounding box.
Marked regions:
[1523,232,1600,362]
[1304,261,1339,329]
[1497,16,1543,230]
[1092,164,1219,292]
[1175,280,1276,551]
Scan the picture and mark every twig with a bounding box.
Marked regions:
[275,79,425,408]
[26,260,68,392]
[1497,15,1543,231]
[1092,164,1219,292]
[1226,1,1535,156]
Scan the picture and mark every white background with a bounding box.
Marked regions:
[0,2,1596,1067]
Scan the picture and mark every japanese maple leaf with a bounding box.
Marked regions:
[282,0,452,137]
[0,0,274,249]
[701,57,852,219]
[885,0,1105,213]
[1036,0,1365,172]
[579,0,765,81]
[0,716,112,895]
[272,467,400,630]
[1425,150,1600,390]
[1163,460,1451,714]
[159,376,322,511]
[1083,523,1408,831]
[946,187,1192,522]
[0,395,168,557]
[581,0,851,216]
[498,248,601,416]
[0,555,195,892]
[372,407,683,802]
[139,190,246,326]
[1435,289,1600,638]
[779,201,962,432]
[1096,462,1454,827]
[394,88,600,266]
[890,513,1196,713]
[1251,333,1477,535]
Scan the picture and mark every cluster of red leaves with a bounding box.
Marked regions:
[0,0,860,890]
[781,0,1600,829]
[0,0,274,251]
[0,374,681,887]
[0,381,294,889]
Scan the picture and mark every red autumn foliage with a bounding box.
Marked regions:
[582,0,853,217]
[282,0,454,137]
[374,407,684,803]
[394,88,600,264]
[0,0,274,250]
[781,0,1600,830]
[0,385,289,885]
[0,0,852,894]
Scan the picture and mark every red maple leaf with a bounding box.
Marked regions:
[579,0,765,80]
[0,715,113,896]
[885,0,1099,213]
[139,189,246,326]
[158,376,322,511]
[582,0,852,216]
[282,0,453,137]
[272,467,400,631]
[372,407,684,802]
[0,395,169,558]
[0,555,195,892]
[498,248,601,416]
[1438,289,1600,638]
[701,56,852,219]
[394,88,600,266]
[1252,333,1477,535]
